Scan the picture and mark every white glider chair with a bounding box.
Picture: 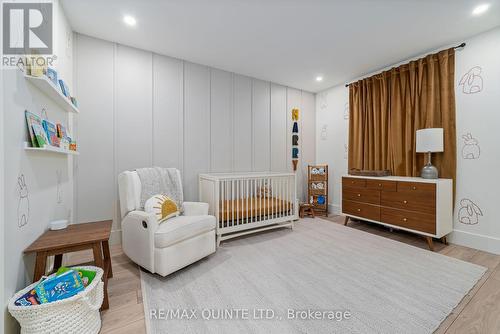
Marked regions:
[118,169,216,276]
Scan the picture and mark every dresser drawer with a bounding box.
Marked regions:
[343,188,380,205]
[343,177,366,188]
[342,200,380,221]
[366,179,397,192]
[381,190,436,215]
[397,181,436,195]
[381,207,436,234]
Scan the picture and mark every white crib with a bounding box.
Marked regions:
[199,172,298,246]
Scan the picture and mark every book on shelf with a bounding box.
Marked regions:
[25,111,46,147]
[56,123,67,139]
[32,124,48,147]
[42,119,60,147]
[58,79,70,98]
[45,67,58,86]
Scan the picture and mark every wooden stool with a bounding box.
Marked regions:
[24,220,113,311]
[299,204,315,218]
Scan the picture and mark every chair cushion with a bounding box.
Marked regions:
[154,215,216,248]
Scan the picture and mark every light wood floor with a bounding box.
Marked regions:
[66,216,500,334]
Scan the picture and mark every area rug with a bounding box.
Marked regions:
[141,218,486,334]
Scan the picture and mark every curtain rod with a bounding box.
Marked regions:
[344,42,466,87]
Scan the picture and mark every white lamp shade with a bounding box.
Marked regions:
[416,128,444,152]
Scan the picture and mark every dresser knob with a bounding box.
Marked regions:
[357,208,361,212]
[412,186,417,190]
[403,200,408,204]
[352,181,355,184]
[403,218,408,222]
[378,183,382,187]
[357,193,361,197]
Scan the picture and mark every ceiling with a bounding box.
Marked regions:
[61,0,500,93]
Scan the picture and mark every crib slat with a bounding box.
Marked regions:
[239,179,242,226]
[259,178,262,221]
[236,180,239,225]
[246,179,249,225]
[267,178,270,219]
[288,176,291,216]
[280,177,283,218]
[272,178,275,219]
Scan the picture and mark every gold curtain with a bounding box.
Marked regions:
[348,48,456,183]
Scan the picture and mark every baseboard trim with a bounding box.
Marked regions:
[328,203,341,215]
[110,229,122,245]
[449,229,500,255]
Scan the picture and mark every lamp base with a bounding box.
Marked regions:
[420,162,438,179]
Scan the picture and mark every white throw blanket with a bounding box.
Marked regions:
[136,167,183,210]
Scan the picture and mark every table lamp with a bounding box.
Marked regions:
[416,128,443,179]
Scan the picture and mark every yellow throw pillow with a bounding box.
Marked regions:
[145,194,180,223]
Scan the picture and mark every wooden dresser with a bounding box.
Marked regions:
[341,175,453,250]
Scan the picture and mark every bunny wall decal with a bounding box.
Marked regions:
[458,198,483,225]
[459,66,483,94]
[17,174,30,228]
[344,144,348,160]
[344,102,349,120]
[462,133,481,159]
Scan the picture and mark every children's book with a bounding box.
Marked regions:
[14,288,41,306]
[46,67,58,86]
[32,124,48,147]
[58,79,70,97]
[35,270,84,303]
[42,120,60,147]
[25,111,43,147]
[56,123,67,139]
[56,267,96,287]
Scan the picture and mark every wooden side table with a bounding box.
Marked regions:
[24,220,113,310]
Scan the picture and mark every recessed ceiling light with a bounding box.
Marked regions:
[472,3,490,16]
[316,76,323,82]
[123,15,137,26]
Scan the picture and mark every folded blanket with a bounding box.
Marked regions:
[136,167,183,211]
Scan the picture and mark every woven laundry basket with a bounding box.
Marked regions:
[8,266,104,334]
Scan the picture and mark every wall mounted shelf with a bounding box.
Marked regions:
[24,74,80,114]
[24,142,79,156]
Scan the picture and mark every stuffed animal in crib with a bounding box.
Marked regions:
[458,199,483,225]
[259,184,272,197]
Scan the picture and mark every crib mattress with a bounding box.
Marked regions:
[218,197,292,222]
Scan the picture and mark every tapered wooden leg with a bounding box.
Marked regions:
[344,216,350,226]
[33,251,48,282]
[440,236,448,245]
[92,242,109,310]
[425,237,435,251]
[53,254,63,272]
[102,240,113,278]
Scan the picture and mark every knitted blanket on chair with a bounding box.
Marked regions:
[136,167,183,211]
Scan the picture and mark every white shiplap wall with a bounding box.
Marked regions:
[74,34,316,243]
